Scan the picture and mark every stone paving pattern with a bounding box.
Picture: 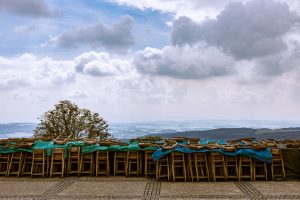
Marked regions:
[0,177,299,200]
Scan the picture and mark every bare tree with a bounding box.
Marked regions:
[34,100,109,139]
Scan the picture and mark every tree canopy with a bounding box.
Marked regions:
[34,100,109,139]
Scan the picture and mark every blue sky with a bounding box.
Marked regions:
[0,0,300,123]
[0,0,171,58]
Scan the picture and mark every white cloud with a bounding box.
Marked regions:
[0,54,75,90]
[74,51,130,76]
[0,48,300,122]
[0,51,189,122]
[134,43,234,79]
[113,0,300,22]
[171,0,300,59]
[112,0,248,21]
[0,0,58,17]
[72,51,186,104]
[1,0,300,122]
[50,15,134,51]
[0,72,31,90]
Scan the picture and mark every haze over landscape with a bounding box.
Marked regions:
[1,120,300,140]
[1,0,300,138]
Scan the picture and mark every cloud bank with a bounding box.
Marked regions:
[134,44,234,79]
[52,16,134,51]
[1,0,300,122]
[171,0,300,59]
[0,0,57,17]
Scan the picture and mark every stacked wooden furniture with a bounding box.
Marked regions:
[127,151,140,176]
[114,151,127,176]
[31,149,46,177]
[225,155,239,180]
[156,155,170,181]
[0,153,10,176]
[67,147,81,176]
[50,148,65,178]
[171,151,187,181]
[21,152,33,177]
[0,137,296,182]
[144,150,156,177]
[271,148,285,180]
[96,150,110,176]
[239,155,253,181]
[210,152,227,181]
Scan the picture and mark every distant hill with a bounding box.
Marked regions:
[1,122,300,140]
[150,127,300,140]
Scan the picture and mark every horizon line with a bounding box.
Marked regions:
[1,119,300,124]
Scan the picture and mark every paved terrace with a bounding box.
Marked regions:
[0,177,299,200]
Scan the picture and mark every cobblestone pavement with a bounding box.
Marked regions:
[0,177,299,200]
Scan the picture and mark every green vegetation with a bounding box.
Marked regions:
[34,100,109,139]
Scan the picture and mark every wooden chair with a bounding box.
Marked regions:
[50,148,65,178]
[253,159,267,181]
[239,155,253,181]
[8,152,24,177]
[210,152,227,181]
[96,151,110,176]
[156,154,170,181]
[144,150,156,177]
[67,147,81,176]
[225,155,238,180]
[114,151,127,176]
[271,148,285,180]
[80,153,94,176]
[194,153,210,181]
[31,149,46,178]
[170,151,187,182]
[21,152,33,177]
[46,156,51,177]
[0,153,11,176]
[187,154,195,181]
[126,151,140,176]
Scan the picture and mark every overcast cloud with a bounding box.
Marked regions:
[74,51,130,76]
[0,0,300,122]
[0,0,56,17]
[52,16,134,51]
[134,43,234,79]
[172,0,300,59]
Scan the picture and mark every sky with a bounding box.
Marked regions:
[0,0,300,123]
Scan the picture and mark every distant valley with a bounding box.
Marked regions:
[151,127,300,140]
[1,120,300,140]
